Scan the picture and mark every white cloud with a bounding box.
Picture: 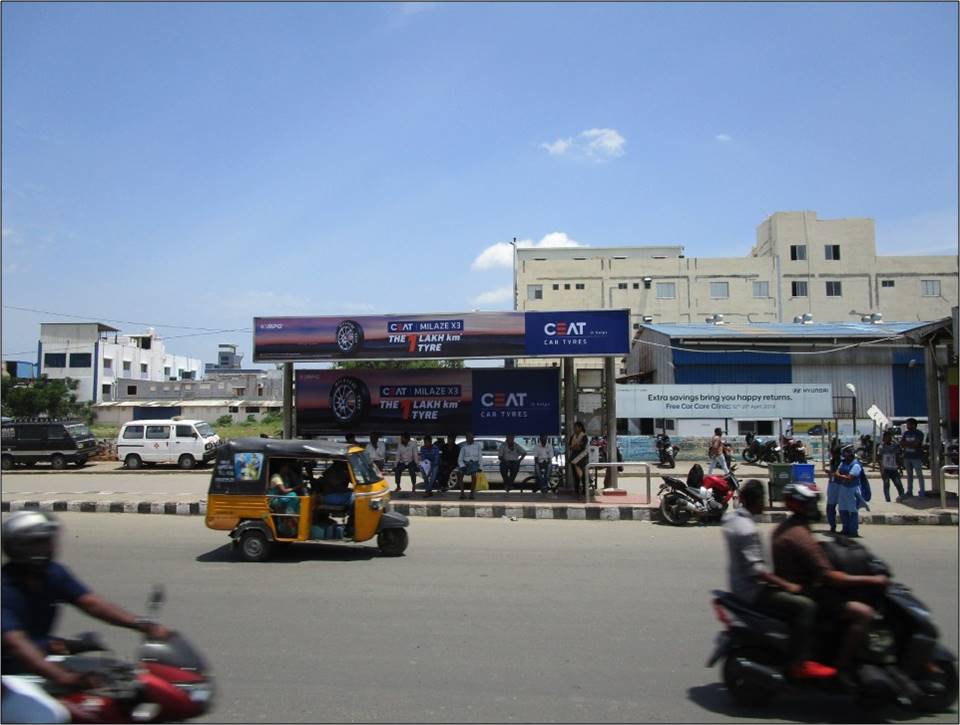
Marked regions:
[715,133,732,143]
[471,286,513,307]
[471,232,584,271]
[540,128,626,161]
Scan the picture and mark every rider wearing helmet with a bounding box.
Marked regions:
[771,484,888,673]
[1,512,171,722]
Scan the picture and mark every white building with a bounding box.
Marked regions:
[38,323,204,404]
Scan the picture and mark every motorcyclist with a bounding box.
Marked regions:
[771,484,888,674]
[720,479,836,679]
[1,511,171,723]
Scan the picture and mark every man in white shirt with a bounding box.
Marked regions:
[532,435,555,494]
[457,432,482,500]
[365,432,386,472]
[393,432,420,492]
[497,435,527,494]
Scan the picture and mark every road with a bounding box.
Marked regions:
[34,514,959,723]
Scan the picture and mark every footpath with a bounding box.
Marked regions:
[1,460,957,525]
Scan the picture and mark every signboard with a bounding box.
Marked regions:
[296,368,560,436]
[866,404,891,430]
[254,310,629,362]
[616,383,834,419]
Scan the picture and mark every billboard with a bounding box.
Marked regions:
[255,310,629,362]
[616,383,834,419]
[296,368,560,436]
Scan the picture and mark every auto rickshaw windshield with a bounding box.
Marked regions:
[349,452,381,484]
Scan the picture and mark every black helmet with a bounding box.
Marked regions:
[2,511,61,567]
[782,482,821,519]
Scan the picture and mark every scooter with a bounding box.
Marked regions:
[42,586,214,723]
[657,467,740,525]
[742,432,780,464]
[707,534,958,713]
[655,433,678,468]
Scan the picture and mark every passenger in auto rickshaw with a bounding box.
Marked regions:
[314,460,353,508]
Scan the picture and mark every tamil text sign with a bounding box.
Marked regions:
[616,383,834,419]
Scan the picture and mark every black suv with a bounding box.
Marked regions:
[1,418,99,470]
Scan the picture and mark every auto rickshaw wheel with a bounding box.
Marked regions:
[238,530,272,562]
[377,528,408,557]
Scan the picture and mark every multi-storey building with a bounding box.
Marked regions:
[37,323,204,404]
[515,211,959,373]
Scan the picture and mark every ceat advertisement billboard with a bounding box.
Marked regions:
[255,310,629,362]
[296,368,560,436]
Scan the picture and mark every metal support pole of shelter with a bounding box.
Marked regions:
[283,362,294,439]
[563,359,576,490]
[604,356,617,490]
[925,340,943,495]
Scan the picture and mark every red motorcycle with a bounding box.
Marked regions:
[658,466,740,526]
[46,587,213,723]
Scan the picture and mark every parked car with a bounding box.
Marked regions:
[1,417,99,470]
[117,418,222,470]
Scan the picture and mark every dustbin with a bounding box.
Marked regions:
[768,463,793,502]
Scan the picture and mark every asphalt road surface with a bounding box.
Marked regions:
[32,515,960,723]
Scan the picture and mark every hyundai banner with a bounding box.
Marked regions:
[255,310,629,361]
[296,368,560,435]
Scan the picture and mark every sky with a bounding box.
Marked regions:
[2,2,957,367]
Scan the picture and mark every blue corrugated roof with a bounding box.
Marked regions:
[643,321,928,339]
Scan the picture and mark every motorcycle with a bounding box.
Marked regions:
[856,434,875,464]
[742,432,780,464]
[707,534,958,713]
[655,433,678,468]
[780,434,808,464]
[658,467,740,526]
[41,586,214,723]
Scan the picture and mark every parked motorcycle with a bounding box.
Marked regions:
[856,434,875,464]
[780,434,808,464]
[708,534,958,713]
[41,586,214,723]
[655,433,678,468]
[658,467,740,525]
[742,432,781,464]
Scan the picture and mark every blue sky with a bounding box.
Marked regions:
[2,2,957,366]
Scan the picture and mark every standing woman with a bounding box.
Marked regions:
[569,421,588,496]
[834,445,866,537]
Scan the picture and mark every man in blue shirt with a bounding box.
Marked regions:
[900,418,925,497]
[1,511,169,722]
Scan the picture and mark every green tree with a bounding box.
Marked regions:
[334,359,464,370]
[0,375,90,421]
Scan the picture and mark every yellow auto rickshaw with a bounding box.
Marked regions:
[205,438,409,561]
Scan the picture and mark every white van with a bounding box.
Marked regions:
[117,419,222,470]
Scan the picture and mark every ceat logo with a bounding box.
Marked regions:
[544,321,586,336]
[481,392,528,408]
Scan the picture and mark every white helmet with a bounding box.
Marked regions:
[2,511,61,567]
[782,483,821,519]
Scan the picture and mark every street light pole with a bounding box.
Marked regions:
[845,382,857,439]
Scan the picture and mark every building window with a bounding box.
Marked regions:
[753,281,769,298]
[527,284,543,300]
[575,283,585,290]
[825,281,843,297]
[140,363,148,374]
[825,244,841,260]
[709,281,729,299]
[182,370,195,380]
[632,283,639,289]
[656,282,676,299]
[245,406,260,413]
[881,280,895,288]
[234,388,246,396]
[564,284,570,290]
[126,385,138,395]
[43,353,67,368]
[102,384,111,396]
[103,358,113,369]
[68,353,91,368]
[164,366,171,378]
[790,245,807,261]
[921,279,941,297]
[617,282,628,290]
[791,281,808,297]
[228,406,239,413]
[123,361,131,372]
[552,284,559,291]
